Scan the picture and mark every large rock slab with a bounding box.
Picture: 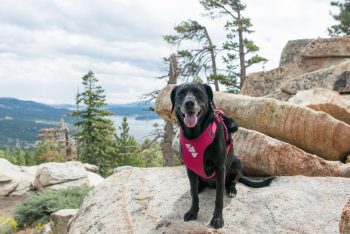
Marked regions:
[34,162,89,191]
[240,64,301,97]
[234,128,350,177]
[288,88,350,125]
[282,60,350,95]
[68,167,350,234]
[300,36,350,58]
[340,200,350,234]
[155,85,350,161]
[298,36,350,73]
[0,158,35,196]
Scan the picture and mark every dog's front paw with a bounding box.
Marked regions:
[226,185,237,198]
[184,209,198,221]
[209,216,224,229]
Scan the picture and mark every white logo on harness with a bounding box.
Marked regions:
[185,144,198,158]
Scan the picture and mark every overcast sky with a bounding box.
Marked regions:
[0,0,336,104]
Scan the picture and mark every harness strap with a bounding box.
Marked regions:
[214,110,232,150]
[180,109,233,180]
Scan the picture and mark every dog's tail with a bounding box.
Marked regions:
[239,176,275,188]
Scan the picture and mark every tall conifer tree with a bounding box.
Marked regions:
[71,71,116,175]
[115,117,138,166]
[200,0,267,90]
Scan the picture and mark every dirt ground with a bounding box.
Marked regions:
[0,196,26,215]
[0,196,31,234]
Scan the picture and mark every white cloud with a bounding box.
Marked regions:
[0,0,336,104]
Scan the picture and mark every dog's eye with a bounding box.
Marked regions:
[193,90,203,98]
[177,91,186,99]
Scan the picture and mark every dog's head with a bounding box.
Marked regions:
[170,83,215,129]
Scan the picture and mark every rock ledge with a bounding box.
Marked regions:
[69,166,350,234]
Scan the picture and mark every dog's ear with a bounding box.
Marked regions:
[203,83,216,108]
[170,85,178,113]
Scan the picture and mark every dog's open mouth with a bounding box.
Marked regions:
[182,111,200,128]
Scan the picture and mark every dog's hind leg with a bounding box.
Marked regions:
[225,156,243,198]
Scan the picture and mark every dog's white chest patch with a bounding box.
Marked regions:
[185,144,198,158]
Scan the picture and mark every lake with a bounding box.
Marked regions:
[110,116,164,142]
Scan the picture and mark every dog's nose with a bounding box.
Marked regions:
[185,100,194,109]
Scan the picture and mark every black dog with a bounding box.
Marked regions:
[170,82,274,229]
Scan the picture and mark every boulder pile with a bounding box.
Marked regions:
[241,37,350,100]
[155,36,350,178]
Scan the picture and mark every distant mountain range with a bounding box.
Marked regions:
[0,97,159,148]
[0,98,72,122]
[51,102,158,120]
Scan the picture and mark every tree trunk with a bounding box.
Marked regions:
[237,9,246,89]
[155,85,350,162]
[162,121,174,166]
[162,54,178,166]
[204,27,220,91]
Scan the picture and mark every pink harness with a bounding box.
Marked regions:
[180,110,232,180]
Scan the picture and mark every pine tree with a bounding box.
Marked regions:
[164,20,222,91]
[70,71,117,176]
[200,0,267,90]
[115,117,139,166]
[4,148,16,164]
[15,149,26,166]
[25,151,36,166]
[328,0,350,36]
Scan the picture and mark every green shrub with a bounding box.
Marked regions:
[14,186,91,228]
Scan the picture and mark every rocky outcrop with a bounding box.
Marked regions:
[340,200,350,234]
[34,161,104,191]
[279,39,312,66]
[281,60,350,95]
[155,85,350,162]
[300,37,350,58]
[234,128,350,177]
[34,162,89,191]
[68,167,350,234]
[241,36,350,99]
[51,209,78,234]
[288,88,350,125]
[0,159,104,196]
[240,63,302,97]
[0,158,35,196]
[298,37,350,73]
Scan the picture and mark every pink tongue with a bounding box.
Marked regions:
[184,114,198,128]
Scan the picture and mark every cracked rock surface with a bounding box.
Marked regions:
[69,166,350,234]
